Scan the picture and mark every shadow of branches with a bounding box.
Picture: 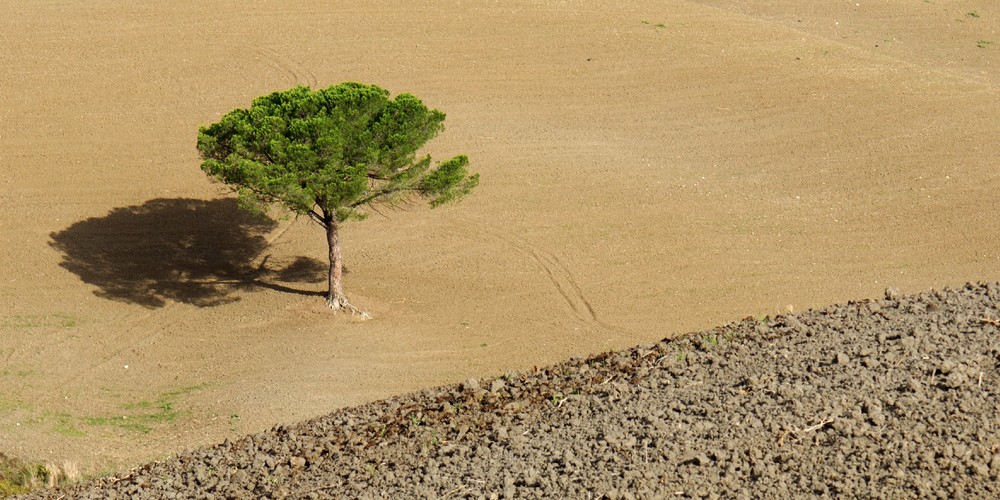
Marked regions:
[49,198,326,308]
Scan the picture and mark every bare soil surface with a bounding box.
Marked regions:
[18,283,1000,498]
[2,0,999,481]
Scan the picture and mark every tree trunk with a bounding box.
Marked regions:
[324,213,348,309]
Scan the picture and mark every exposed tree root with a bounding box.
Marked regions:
[326,296,372,319]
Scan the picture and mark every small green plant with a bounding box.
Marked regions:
[977,40,993,48]
[229,414,240,432]
[549,392,565,406]
[967,11,980,18]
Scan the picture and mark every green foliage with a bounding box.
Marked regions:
[197,83,477,222]
[420,155,478,207]
[0,481,28,497]
[0,480,29,497]
[0,455,45,497]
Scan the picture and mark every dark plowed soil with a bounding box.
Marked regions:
[19,283,1000,499]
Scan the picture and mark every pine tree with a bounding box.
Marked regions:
[197,83,478,311]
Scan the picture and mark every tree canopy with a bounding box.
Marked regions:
[197,82,478,310]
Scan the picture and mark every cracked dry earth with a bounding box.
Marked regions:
[20,283,1000,499]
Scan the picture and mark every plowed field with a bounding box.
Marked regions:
[2,0,998,481]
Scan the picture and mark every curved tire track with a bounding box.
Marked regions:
[526,246,599,325]
[479,231,615,331]
[252,46,320,89]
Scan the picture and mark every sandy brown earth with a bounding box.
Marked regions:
[1,0,999,479]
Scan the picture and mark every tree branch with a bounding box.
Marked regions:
[349,187,420,209]
[307,209,328,227]
[367,203,389,219]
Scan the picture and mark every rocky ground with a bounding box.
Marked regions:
[17,283,1000,499]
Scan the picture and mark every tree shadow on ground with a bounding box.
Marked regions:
[49,198,326,308]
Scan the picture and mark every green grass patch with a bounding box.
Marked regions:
[0,455,48,497]
[0,396,26,417]
[51,413,86,438]
[84,385,204,434]
[0,454,83,498]
[2,313,80,329]
[0,369,33,379]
